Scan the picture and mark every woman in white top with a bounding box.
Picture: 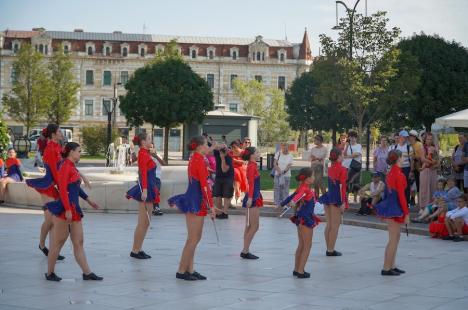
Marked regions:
[273,143,294,208]
[310,135,328,196]
[343,131,362,202]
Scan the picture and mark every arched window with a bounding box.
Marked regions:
[13,44,19,53]
[191,50,197,59]
[256,52,261,61]
[87,46,93,55]
[122,47,128,57]
[105,46,111,56]
[262,52,265,61]
[232,51,237,60]
[280,53,285,62]
[64,45,69,54]
[140,48,145,57]
[39,44,44,53]
[45,45,48,55]
[209,50,214,59]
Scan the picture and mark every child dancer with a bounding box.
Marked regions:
[26,124,65,260]
[126,133,160,259]
[45,142,101,281]
[284,167,319,279]
[241,147,262,260]
[0,148,24,202]
[319,148,348,257]
[168,136,216,281]
[230,141,248,204]
[374,150,409,276]
[0,157,4,180]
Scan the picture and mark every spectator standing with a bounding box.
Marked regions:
[409,130,424,207]
[373,136,389,179]
[452,133,466,190]
[392,130,413,204]
[214,145,234,219]
[310,135,328,196]
[343,131,362,202]
[273,143,294,208]
[419,132,439,209]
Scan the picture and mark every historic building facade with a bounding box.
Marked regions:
[0,28,312,149]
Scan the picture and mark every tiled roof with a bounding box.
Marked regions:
[3,29,293,47]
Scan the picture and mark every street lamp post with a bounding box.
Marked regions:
[106,82,122,167]
[333,0,361,60]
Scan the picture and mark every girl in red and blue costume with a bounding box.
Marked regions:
[230,140,248,203]
[26,124,66,260]
[240,147,262,260]
[0,158,4,179]
[0,148,24,203]
[45,142,101,282]
[126,132,160,260]
[319,148,348,257]
[282,167,319,279]
[374,150,409,276]
[169,136,216,281]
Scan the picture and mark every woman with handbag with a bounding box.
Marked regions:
[374,150,410,276]
[452,133,467,190]
[342,131,362,202]
[273,143,293,209]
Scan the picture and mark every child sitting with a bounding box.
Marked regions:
[443,195,468,242]
[412,179,447,223]
[356,172,384,216]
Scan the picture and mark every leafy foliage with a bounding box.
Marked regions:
[81,126,118,156]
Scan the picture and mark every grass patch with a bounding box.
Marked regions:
[260,169,372,191]
[81,154,106,160]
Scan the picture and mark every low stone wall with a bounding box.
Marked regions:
[4,166,189,212]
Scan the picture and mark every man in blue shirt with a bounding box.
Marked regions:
[213,145,234,219]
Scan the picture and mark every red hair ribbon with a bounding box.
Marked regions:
[329,152,338,161]
[132,136,140,145]
[299,174,306,181]
[389,152,399,162]
[190,142,197,150]
[41,128,48,136]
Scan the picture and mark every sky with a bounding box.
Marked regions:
[1,0,467,55]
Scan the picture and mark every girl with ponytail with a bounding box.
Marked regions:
[168,135,216,281]
[26,124,66,260]
[374,150,409,276]
[319,148,348,257]
[126,132,160,260]
[45,142,101,282]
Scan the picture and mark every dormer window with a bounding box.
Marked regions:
[207,46,216,60]
[105,46,111,56]
[138,43,147,57]
[87,46,93,55]
[12,40,20,53]
[249,35,269,63]
[64,45,69,54]
[278,49,287,62]
[62,41,71,55]
[230,47,239,60]
[190,46,198,59]
[155,44,164,55]
[121,43,129,57]
[140,48,145,57]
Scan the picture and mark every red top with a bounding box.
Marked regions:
[6,158,21,168]
[137,148,156,190]
[0,158,4,166]
[386,165,409,217]
[57,159,81,212]
[43,140,62,183]
[229,151,244,168]
[246,161,259,198]
[292,183,315,203]
[328,161,349,209]
[188,152,213,209]
[37,136,48,155]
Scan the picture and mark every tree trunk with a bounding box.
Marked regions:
[332,128,337,146]
[303,130,308,150]
[163,126,169,163]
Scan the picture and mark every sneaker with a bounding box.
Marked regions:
[326,250,342,257]
[240,252,259,259]
[83,272,103,281]
[296,272,311,279]
[39,245,65,260]
[191,271,207,280]
[453,236,464,242]
[392,267,405,274]
[176,272,198,281]
[45,272,62,281]
[130,251,150,259]
[293,270,299,277]
[442,235,455,241]
[381,269,400,276]
[152,209,163,216]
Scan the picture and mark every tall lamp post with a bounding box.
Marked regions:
[333,0,371,171]
[106,82,122,166]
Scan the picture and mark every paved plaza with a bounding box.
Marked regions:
[0,207,467,310]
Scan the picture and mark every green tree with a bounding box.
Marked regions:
[393,34,468,130]
[120,40,213,162]
[233,79,291,146]
[47,44,80,125]
[2,43,51,136]
[0,119,9,157]
[318,11,402,134]
[82,126,118,156]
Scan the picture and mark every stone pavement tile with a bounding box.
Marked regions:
[368,295,451,310]
[0,306,38,310]
[431,297,468,310]
[414,287,468,299]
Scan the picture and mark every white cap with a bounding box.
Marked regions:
[409,130,419,137]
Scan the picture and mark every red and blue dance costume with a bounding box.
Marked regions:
[374,165,409,223]
[0,159,4,178]
[26,140,61,199]
[46,159,89,222]
[5,158,24,182]
[231,152,248,194]
[168,152,213,216]
[126,148,160,204]
[319,162,348,209]
[283,184,320,228]
[242,161,263,208]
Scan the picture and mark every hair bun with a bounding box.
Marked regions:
[189,142,197,151]
[299,174,306,181]
[132,136,140,145]
[42,128,48,136]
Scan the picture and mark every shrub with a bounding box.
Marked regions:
[81,126,118,156]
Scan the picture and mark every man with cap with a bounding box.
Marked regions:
[392,130,414,204]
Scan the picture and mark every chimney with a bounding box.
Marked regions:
[74,29,84,32]
[113,31,122,34]
[32,27,45,32]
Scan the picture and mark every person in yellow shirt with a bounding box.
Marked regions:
[409,130,424,210]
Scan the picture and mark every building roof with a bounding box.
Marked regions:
[3,29,294,47]
[206,110,260,119]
